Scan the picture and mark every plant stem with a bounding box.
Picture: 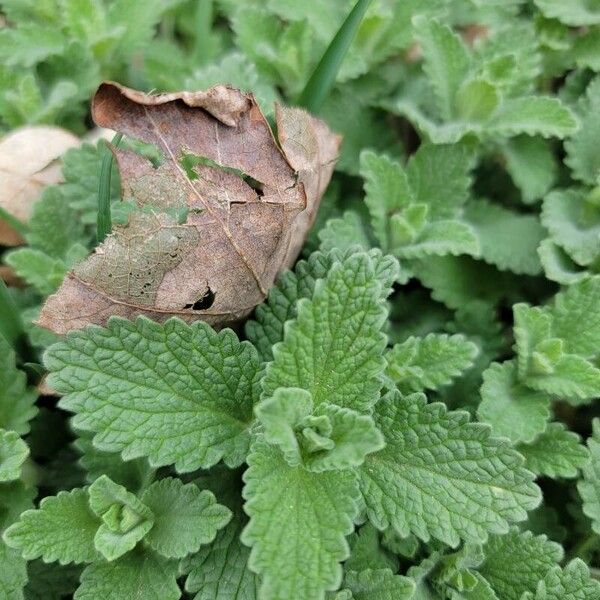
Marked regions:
[567,533,600,562]
[97,133,122,244]
[297,0,372,114]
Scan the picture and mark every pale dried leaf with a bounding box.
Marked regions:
[0,125,79,245]
[39,82,340,333]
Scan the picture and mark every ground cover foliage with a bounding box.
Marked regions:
[1,1,600,599]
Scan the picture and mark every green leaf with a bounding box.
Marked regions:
[0,24,65,67]
[525,558,600,600]
[465,199,545,275]
[246,248,398,361]
[477,361,551,444]
[405,143,474,220]
[88,475,154,561]
[343,569,416,599]
[578,418,600,534]
[413,17,471,120]
[242,438,360,600]
[74,435,154,492]
[386,333,479,393]
[0,542,27,600]
[24,186,88,259]
[183,476,258,600]
[0,430,29,483]
[565,78,600,184]
[478,529,563,600]
[3,488,100,565]
[534,0,600,26]
[456,78,500,122]
[262,253,391,413]
[24,560,82,600]
[345,523,398,573]
[256,387,384,472]
[141,477,231,559]
[75,547,180,600]
[360,150,413,251]
[318,211,373,253]
[502,136,557,204]
[550,276,600,357]
[4,248,69,296]
[0,335,37,435]
[541,189,600,267]
[517,422,589,479]
[359,392,540,547]
[46,317,260,472]
[488,96,578,138]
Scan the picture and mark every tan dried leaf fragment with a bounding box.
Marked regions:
[0,126,79,246]
[38,82,341,333]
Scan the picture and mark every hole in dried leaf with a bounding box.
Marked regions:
[184,287,215,311]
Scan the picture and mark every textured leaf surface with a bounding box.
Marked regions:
[262,253,390,413]
[242,439,359,600]
[88,475,154,561]
[534,0,600,25]
[256,388,384,472]
[386,333,478,393]
[477,361,550,444]
[75,548,180,600]
[0,430,29,482]
[359,392,541,547]
[478,530,563,600]
[343,568,416,600]
[46,317,261,472]
[518,422,589,479]
[465,199,544,275]
[141,478,231,559]
[526,559,600,599]
[0,542,27,600]
[246,248,398,361]
[0,335,37,436]
[578,419,600,534]
[4,488,99,565]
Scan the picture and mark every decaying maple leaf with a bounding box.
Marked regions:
[38,82,341,333]
[0,125,79,246]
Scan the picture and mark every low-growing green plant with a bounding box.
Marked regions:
[2,1,600,599]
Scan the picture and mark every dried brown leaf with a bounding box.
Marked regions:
[39,82,341,333]
[0,125,79,246]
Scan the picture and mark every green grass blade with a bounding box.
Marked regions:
[97,133,123,244]
[296,0,372,113]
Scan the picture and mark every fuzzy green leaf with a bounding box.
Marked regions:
[578,418,600,534]
[478,529,563,600]
[0,335,37,436]
[477,361,551,444]
[75,547,180,600]
[3,488,100,565]
[525,558,600,600]
[88,475,154,561]
[465,199,545,275]
[386,333,479,393]
[141,478,231,559]
[534,0,600,26]
[242,438,360,600]
[518,422,589,479]
[413,17,471,120]
[256,387,384,472]
[0,430,29,483]
[46,317,261,472]
[343,569,416,600]
[359,392,541,547]
[246,249,398,362]
[262,253,391,413]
